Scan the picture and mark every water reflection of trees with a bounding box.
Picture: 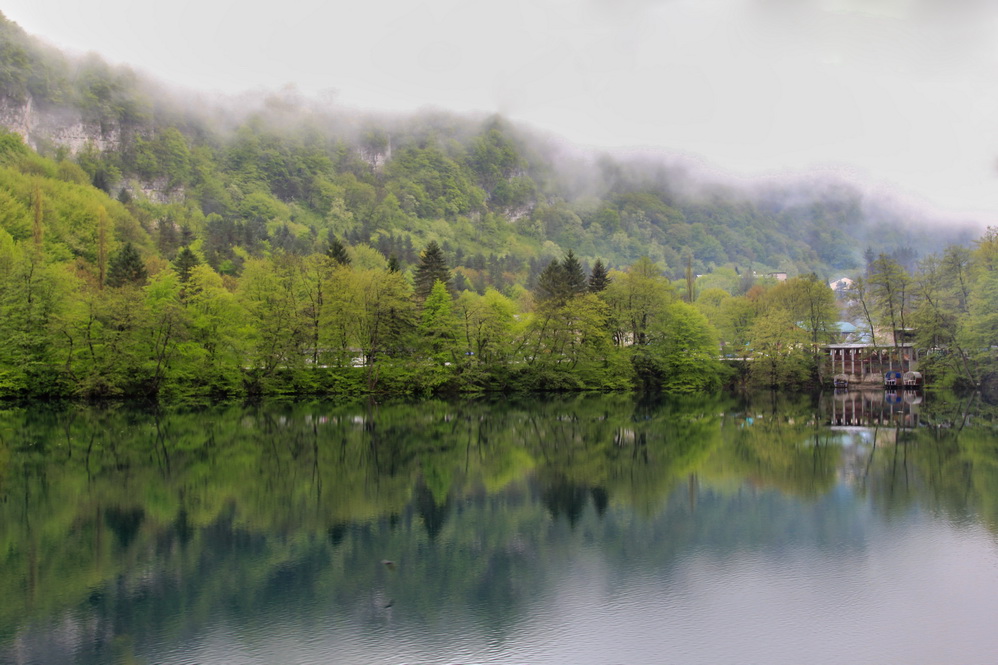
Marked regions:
[0,395,726,650]
[3,392,998,661]
[713,391,838,498]
[815,391,998,531]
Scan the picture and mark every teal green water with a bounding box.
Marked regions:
[2,391,998,664]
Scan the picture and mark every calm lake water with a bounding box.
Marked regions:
[2,390,998,665]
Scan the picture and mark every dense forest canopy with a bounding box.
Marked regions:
[0,11,995,399]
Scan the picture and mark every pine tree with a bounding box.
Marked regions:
[106,242,148,288]
[588,258,611,293]
[535,259,566,305]
[387,254,401,273]
[326,234,351,266]
[414,240,450,300]
[536,251,590,306]
[562,250,587,296]
[157,217,178,257]
[173,246,200,283]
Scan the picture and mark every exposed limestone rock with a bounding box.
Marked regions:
[0,93,122,154]
[132,177,186,205]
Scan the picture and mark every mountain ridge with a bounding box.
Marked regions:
[0,10,979,283]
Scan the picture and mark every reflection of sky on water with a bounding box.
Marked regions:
[11,488,995,665]
[128,507,998,665]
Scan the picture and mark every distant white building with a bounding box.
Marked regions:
[829,276,854,293]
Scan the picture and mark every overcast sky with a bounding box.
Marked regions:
[4,0,998,222]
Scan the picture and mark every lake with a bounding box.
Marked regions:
[2,390,998,664]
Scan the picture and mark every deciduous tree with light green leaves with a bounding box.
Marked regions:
[748,309,812,387]
[455,288,518,366]
[322,266,415,372]
[182,264,250,394]
[601,256,675,347]
[647,301,724,393]
[868,254,911,347]
[420,280,459,363]
[238,256,312,391]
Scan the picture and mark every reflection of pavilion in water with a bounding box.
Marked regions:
[825,390,923,487]
[828,389,922,429]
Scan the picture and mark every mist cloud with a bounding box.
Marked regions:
[4,0,998,222]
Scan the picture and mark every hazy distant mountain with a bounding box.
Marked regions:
[0,11,978,283]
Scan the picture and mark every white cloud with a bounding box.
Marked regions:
[4,0,998,221]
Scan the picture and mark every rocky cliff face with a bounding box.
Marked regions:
[0,93,122,155]
[0,93,187,203]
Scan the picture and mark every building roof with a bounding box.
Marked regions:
[829,276,854,290]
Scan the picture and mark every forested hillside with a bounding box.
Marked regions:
[0,12,976,281]
[0,11,994,399]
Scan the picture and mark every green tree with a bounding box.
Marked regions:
[748,309,811,387]
[535,259,568,306]
[172,246,200,284]
[527,293,615,380]
[763,274,837,362]
[182,264,250,394]
[646,301,724,393]
[847,276,879,348]
[561,250,587,296]
[326,234,351,266]
[941,245,973,314]
[140,270,190,395]
[601,257,674,346]
[868,254,911,347]
[420,280,458,362]
[106,242,148,288]
[65,285,149,396]
[322,266,415,370]
[238,257,311,390]
[455,288,517,365]
[0,239,75,396]
[535,251,587,308]
[467,124,524,199]
[911,254,975,386]
[588,258,611,293]
[414,240,451,301]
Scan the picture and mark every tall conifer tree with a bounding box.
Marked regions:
[414,240,450,300]
[536,251,589,306]
[172,246,200,283]
[562,250,587,296]
[588,258,610,293]
[106,242,148,287]
[535,259,566,305]
[326,235,351,266]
